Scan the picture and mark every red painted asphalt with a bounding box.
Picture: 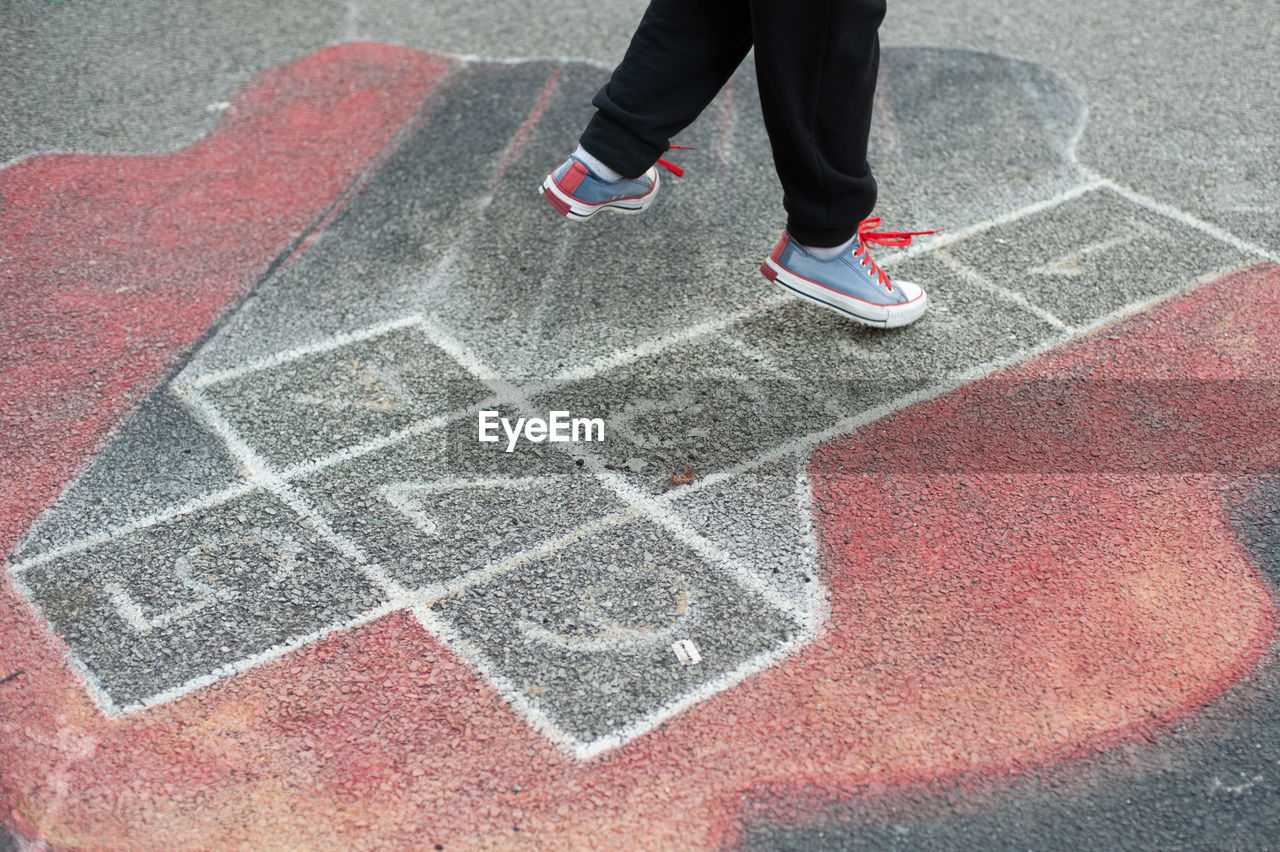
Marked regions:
[2,40,1278,850]
[0,42,456,561]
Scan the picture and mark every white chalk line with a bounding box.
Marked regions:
[60,502,639,717]
[639,176,1279,512]
[1087,172,1280,264]
[414,296,819,624]
[569,629,816,761]
[576,450,816,628]
[176,385,407,597]
[7,46,1273,749]
[180,241,457,391]
[7,481,257,575]
[881,178,1107,264]
[792,463,830,630]
[547,293,790,385]
[113,600,405,715]
[932,248,1072,332]
[278,408,464,481]
[7,409,476,580]
[512,226,576,378]
[401,507,640,609]
[142,175,1137,522]
[183,313,425,390]
[42,385,427,714]
[660,258,1256,510]
[1060,72,1091,170]
[417,337,817,621]
[410,603,595,757]
[412,590,815,762]
[4,568,125,716]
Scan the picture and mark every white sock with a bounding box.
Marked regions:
[799,234,857,261]
[572,145,624,182]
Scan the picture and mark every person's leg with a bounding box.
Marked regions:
[750,0,884,248]
[578,0,754,179]
[752,0,935,328]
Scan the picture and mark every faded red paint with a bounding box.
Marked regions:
[489,66,563,190]
[0,41,456,844]
[0,42,457,560]
[1,40,1278,850]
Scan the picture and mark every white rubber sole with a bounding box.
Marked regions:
[761,256,929,328]
[539,168,660,219]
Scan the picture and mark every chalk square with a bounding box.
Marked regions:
[200,324,491,469]
[19,489,386,709]
[531,339,832,494]
[945,188,1251,328]
[669,453,820,615]
[428,518,802,746]
[291,418,625,590]
[733,252,1063,416]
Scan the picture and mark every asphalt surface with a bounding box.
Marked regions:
[3,0,1280,849]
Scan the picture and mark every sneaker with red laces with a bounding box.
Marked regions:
[540,147,690,219]
[760,218,937,328]
[539,157,661,219]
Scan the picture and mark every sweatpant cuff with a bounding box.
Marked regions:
[579,112,665,180]
[785,221,859,249]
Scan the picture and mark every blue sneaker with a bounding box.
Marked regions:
[760,218,936,328]
[540,156,660,219]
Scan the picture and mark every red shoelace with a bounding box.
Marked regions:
[853,217,939,291]
[656,145,695,177]
[651,153,934,295]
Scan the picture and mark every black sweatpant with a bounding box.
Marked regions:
[578,0,886,247]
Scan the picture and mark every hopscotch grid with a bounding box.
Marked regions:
[177,386,406,597]
[0,178,1115,704]
[132,175,1168,517]
[82,504,639,716]
[67,240,1208,721]
[400,333,814,622]
[30,383,427,715]
[9,57,1201,746]
[384,327,802,603]
[15,153,1272,746]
